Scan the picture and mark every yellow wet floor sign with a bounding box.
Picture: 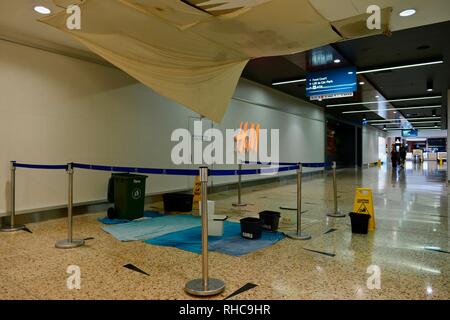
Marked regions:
[193,176,201,207]
[353,188,375,231]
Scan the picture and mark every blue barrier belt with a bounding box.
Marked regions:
[12,162,314,175]
[302,162,332,168]
[72,163,199,176]
[14,163,68,170]
[242,161,298,166]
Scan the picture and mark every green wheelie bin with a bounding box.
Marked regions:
[107,173,148,220]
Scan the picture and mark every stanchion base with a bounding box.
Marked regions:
[0,224,26,232]
[232,203,247,207]
[185,278,225,297]
[55,239,85,249]
[327,211,346,218]
[285,231,311,240]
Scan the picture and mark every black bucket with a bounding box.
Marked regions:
[349,212,371,234]
[162,193,193,212]
[259,211,281,231]
[240,217,262,240]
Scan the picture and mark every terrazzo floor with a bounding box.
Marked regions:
[0,161,448,300]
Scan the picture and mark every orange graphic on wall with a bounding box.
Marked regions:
[235,122,260,153]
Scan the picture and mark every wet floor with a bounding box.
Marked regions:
[0,161,448,299]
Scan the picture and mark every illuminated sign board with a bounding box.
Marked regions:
[306,67,357,98]
[402,129,418,137]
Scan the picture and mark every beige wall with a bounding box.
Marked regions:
[362,125,386,165]
[0,40,326,216]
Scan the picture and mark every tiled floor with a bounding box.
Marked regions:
[0,161,448,300]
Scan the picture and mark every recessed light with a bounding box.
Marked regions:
[393,111,397,114]
[334,59,341,64]
[359,81,365,85]
[399,9,416,17]
[427,79,434,92]
[34,5,51,15]
[375,95,380,98]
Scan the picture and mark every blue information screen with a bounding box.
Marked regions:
[402,129,418,137]
[306,67,357,97]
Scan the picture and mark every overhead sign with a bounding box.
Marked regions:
[306,67,357,98]
[402,129,418,137]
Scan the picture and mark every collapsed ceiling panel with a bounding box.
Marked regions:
[40,0,391,123]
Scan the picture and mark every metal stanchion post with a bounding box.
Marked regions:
[55,163,85,249]
[232,163,247,207]
[185,167,225,296]
[327,161,346,218]
[0,161,26,232]
[286,164,311,240]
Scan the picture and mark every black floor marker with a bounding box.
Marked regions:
[23,227,33,234]
[84,237,95,241]
[424,247,450,254]
[324,228,337,234]
[224,283,258,300]
[123,264,150,276]
[303,248,336,257]
[304,202,318,205]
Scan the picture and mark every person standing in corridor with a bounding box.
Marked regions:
[399,145,407,168]
[391,144,399,169]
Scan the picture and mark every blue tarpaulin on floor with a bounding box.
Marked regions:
[102,214,201,241]
[145,221,285,256]
[97,211,164,225]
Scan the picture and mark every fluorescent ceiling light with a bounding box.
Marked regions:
[387,127,441,130]
[399,9,416,17]
[356,60,443,75]
[334,59,341,64]
[359,81,365,85]
[272,78,307,86]
[368,117,441,123]
[34,5,51,14]
[327,96,442,107]
[372,121,441,125]
[342,105,441,114]
[272,60,443,86]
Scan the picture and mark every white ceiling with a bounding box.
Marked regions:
[310,0,450,31]
[1,0,449,64]
[0,0,104,63]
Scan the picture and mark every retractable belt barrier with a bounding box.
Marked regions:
[72,162,300,176]
[3,160,336,296]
